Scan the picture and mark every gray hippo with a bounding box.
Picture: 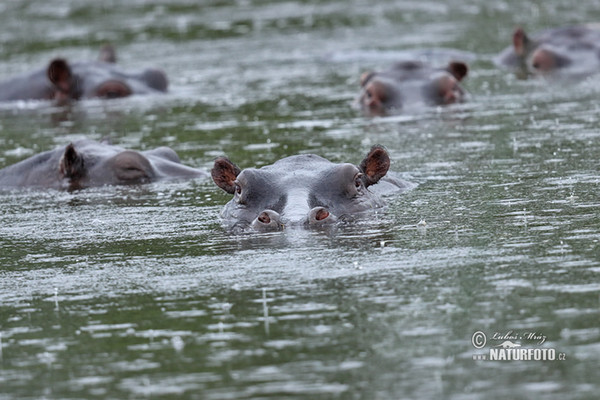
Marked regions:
[0,139,206,191]
[358,60,468,116]
[495,25,600,77]
[212,146,403,232]
[0,45,167,102]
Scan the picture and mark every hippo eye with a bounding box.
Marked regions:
[234,181,243,203]
[112,151,154,183]
[355,173,363,189]
[365,89,372,99]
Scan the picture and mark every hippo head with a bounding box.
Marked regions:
[211,146,391,232]
[59,142,157,190]
[0,139,206,190]
[359,61,468,116]
[46,45,168,101]
[510,27,574,75]
[51,140,203,190]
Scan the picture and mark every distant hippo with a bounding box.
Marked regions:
[0,45,168,102]
[212,146,404,232]
[0,139,206,191]
[495,25,600,77]
[358,60,468,116]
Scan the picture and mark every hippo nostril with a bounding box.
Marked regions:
[308,207,336,225]
[258,211,271,224]
[315,208,329,221]
[252,210,283,232]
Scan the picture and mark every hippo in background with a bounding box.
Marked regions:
[211,146,407,233]
[495,25,600,78]
[0,139,206,191]
[358,60,469,116]
[0,45,168,102]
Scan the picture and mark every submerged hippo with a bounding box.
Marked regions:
[495,25,600,77]
[212,146,402,232]
[0,45,168,102]
[0,139,206,191]
[358,60,468,116]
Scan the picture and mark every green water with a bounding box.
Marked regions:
[1,0,599,399]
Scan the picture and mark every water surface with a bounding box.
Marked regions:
[1,1,599,399]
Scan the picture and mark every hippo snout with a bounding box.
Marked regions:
[251,210,284,232]
[250,207,337,231]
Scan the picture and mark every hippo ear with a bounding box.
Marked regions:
[59,143,86,180]
[47,59,73,95]
[98,44,117,63]
[360,71,375,87]
[513,27,530,56]
[212,157,241,194]
[359,145,390,187]
[446,62,468,81]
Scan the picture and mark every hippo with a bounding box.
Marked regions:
[0,45,168,102]
[211,146,404,232]
[0,139,206,191]
[358,60,468,116]
[495,25,600,77]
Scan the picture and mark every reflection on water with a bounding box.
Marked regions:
[1,0,600,399]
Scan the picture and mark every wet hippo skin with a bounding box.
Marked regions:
[212,146,404,232]
[0,139,206,191]
[0,45,168,102]
[495,25,600,77]
[358,60,468,116]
